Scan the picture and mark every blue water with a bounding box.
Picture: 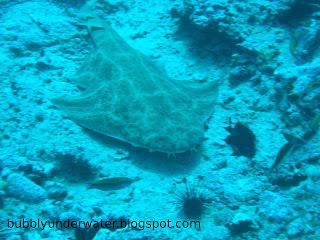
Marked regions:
[1,0,320,239]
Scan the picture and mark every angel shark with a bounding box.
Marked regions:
[52,2,219,154]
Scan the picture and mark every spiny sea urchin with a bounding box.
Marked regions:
[174,181,211,219]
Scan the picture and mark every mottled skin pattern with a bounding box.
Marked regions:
[52,14,218,154]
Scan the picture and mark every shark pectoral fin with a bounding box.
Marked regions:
[176,80,219,113]
[175,80,219,120]
[51,88,100,115]
[282,132,300,142]
[175,80,219,99]
[74,19,105,32]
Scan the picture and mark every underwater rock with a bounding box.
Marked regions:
[204,226,230,240]
[287,218,313,238]
[52,1,219,154]
[279,0,320,26]
[289,19,320,64]
[18,161,50,185]
[259,191,298,224]
[74,226,100,240]
[41,205,61,220]
[51,151,96,182]
[59,211,79,222]
[224,121,256,158]
[73,214,128,239]
[1,1,78,51]
[172,0,290,42]
[99,0,128,14]
[229,65,256,85]
[9,45,25,57]
[228,212,254,235]
[6,173,47,203]
[35,60,53,71]
[275,41,320,123]
[0,190,4,208]
[0,228,23,240]
[270,162,305,187]
[270,171,307,188]
[45,181,68,200]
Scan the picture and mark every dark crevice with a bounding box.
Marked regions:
[174,19,240,65]
[278,1,319,26]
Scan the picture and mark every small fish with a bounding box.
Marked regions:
[271,140,296,169]
[289,29,303,63]
[271,116,320,169]
[28,15,49,34]
[307,78,320,90]
[224,119,256,159]
[87,177,140,191]
[74,227,100,240]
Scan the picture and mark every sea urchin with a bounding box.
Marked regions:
[175,183,210,219]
